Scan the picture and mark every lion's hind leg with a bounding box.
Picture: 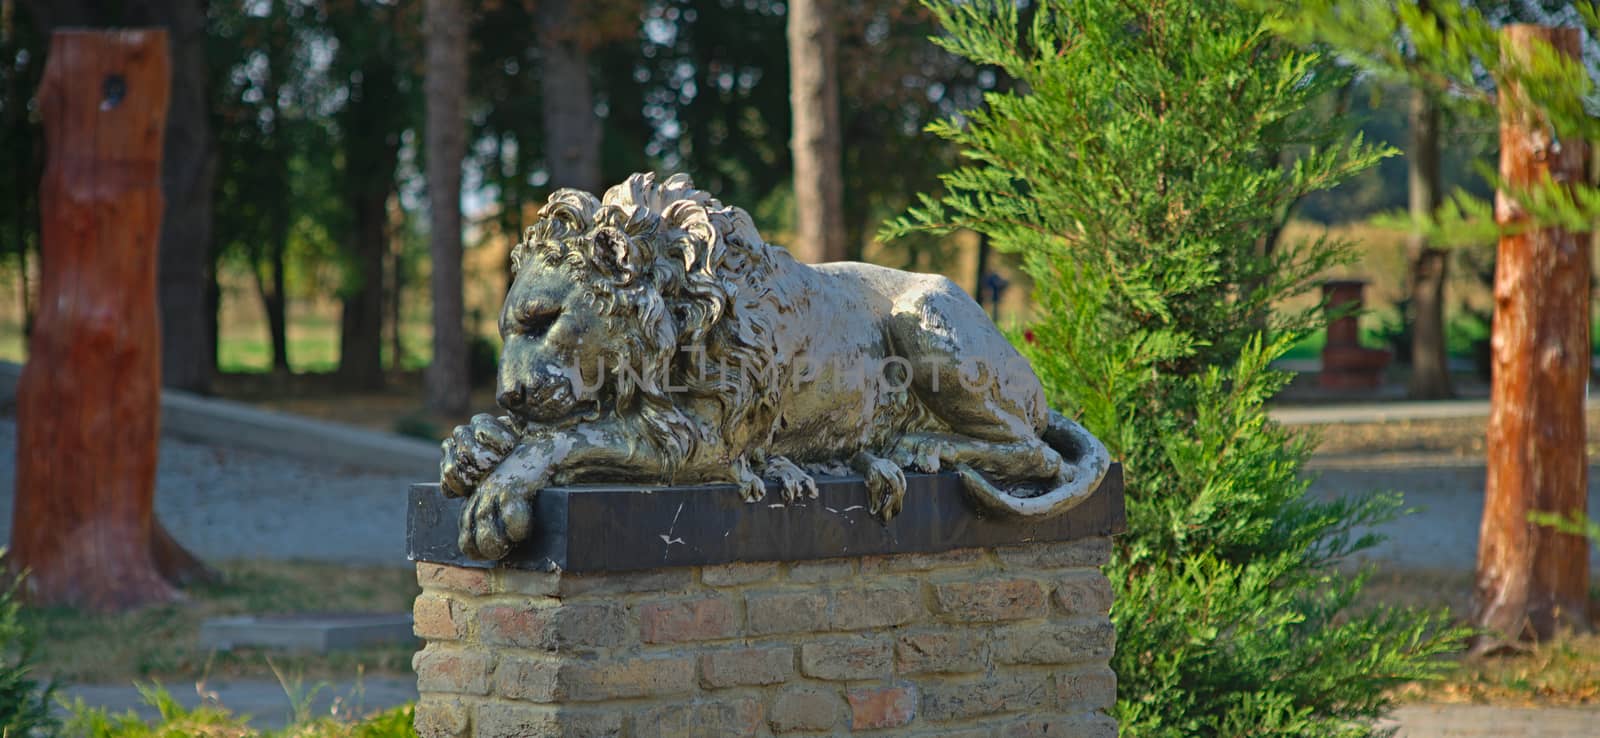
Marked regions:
[851,451,906,521]
[761,454,818,502]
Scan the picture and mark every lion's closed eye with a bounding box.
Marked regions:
[517,306,562,339]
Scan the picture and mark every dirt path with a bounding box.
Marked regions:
[0,418,417,566]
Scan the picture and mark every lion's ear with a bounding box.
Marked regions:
[590,226,643,284]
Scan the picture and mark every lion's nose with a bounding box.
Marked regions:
[497,384,529,413]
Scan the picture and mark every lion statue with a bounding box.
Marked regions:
[440,172,1110,560]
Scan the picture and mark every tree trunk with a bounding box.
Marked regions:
[21,0,216,393]
[787,0,846,263]
[251,231,290,373]
[425,0,470,415]
[339,187,389,388]
[1475,25,1591,649]
[1407,86,1454,399]
[157,0,216,393]
[538,0,601,194]
[13,30,214,612]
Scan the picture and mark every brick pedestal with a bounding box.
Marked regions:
[406,469,1125,737]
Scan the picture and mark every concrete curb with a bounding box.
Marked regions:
[1270,399,1495,426]
[0,361,439,477]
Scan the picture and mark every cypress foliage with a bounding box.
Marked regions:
[886,2,1466,735]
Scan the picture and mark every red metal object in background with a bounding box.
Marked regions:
[1319,279,1392,390]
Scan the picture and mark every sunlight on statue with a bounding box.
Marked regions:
[439,172,1110,560]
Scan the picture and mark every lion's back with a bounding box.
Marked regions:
[809,261,963,307]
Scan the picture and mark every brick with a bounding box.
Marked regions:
[473,704,625,738]
[492,654,560,702]
[848,685,918,730]
[558,568,695,596]
[413,594,467,641]
[412,696,469,738]
[911,730,991,738]
[921,674,1051,721]
[1001,713,1119,738]
[799,637,892,681]
[702,561,779,586]
[861,548,986,574]
[561,655,696,701]
[896,630,988,674]
[995,538,1111,569]
[416,563,492,597]
[1051,572,1113,617]
[639,698,763,738]
[769,685,844,732]
[471,703,553,738]
[1056,665,1117,712]
[499,568,560,596]
[788,558,854,582]
[639,596,737,643]
[933,579,1047,622]
[700,646,795,689]
[747,591,828,635]
[909,729,991,738]
[413,646,492,696]
[829,586,923,631]
[479,602,629,650]
[993,619,1115,665]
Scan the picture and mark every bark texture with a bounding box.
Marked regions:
[425,0,470,415]
[538,0,601,194]
[13,30,212,611]
[1476,25,1592,647]
[1406,87,1454,399]
[23,0,216,393]
[787,0,846,263]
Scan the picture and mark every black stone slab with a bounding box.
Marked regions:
[407,463,1124,572]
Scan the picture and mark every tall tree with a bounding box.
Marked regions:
[425,0,469,414]
[1405,86,1452,398]
[211,0,307,374]
[1283,0,1600,650]
[23,0,216,394]
[14,29,212,611]
[891,1,1463,733]
[325,0,419,388]
[539,0,602,194]
[1405,0,1453,399]
[1478,24,1590,647]
[787,0,846,262]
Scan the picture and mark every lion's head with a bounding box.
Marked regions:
[499,173,792,470]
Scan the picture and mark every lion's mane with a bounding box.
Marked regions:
[510,173,793,471]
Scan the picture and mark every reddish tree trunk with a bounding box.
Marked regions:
[1476,25,1592,647]
[12,30,211,612]
[788,0,847,263]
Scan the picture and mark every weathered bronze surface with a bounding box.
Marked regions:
[440,173,1110,560]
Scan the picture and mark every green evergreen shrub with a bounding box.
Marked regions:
[887,1,1467,735]
[0,553,56,738]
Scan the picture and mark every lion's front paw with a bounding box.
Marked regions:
[440,414,519,498]
[763,455,818,502]
[732,457,767,503]
[458,476,536,561]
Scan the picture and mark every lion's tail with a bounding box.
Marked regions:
[955,410,1111,518]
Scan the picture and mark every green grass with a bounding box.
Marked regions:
[24,561,419,684]
[61,685,417,737]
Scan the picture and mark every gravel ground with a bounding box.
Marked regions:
[0,418,420,567]
[1308,460,1600,573]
